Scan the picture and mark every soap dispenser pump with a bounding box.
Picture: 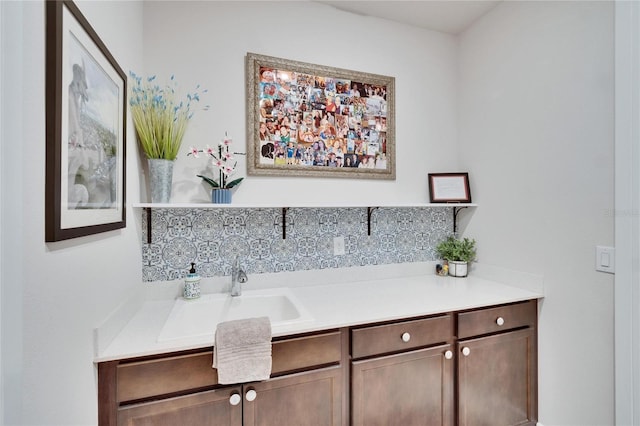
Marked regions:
[183,262,201,299]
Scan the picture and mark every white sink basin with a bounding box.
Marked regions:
[157,287,313,342]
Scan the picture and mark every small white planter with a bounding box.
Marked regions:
[448,261,468,277]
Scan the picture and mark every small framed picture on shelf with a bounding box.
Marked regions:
[428,173,472,203]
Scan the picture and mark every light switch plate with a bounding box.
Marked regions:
[596,246,615,274]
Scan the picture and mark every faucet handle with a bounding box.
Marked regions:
[237,269,248,284]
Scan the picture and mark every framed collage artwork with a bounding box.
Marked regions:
[45,0,126,242]
[246,53,395,180]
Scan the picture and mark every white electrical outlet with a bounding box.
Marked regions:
[596,246,615,274]
[333,236,346,256]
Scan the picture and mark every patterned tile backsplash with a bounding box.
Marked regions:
[141,207,454,282]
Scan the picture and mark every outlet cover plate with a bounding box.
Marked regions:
[333,236,346,256]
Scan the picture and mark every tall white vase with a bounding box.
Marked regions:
[148,159,174,203]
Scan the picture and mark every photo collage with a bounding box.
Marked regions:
[257,66,388,170]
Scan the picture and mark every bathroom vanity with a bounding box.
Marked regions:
[100,331,344,425]
[96,271,540,426]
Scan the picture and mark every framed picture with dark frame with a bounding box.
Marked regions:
[428,173,472,203]
[45,0,126,242]
[245,52,395,180]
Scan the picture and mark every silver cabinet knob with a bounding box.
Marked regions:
[462,347,471,357]
[229,393,241,406]
[444,350,453,360]
[496,317,505,326]
[401,332,411,342]
[245,389,257,402]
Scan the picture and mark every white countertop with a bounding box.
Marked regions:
[94,263,544,363]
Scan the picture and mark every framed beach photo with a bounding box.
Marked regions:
[45,0,126,242]
[246,53,395,180]
[428,173,472,203]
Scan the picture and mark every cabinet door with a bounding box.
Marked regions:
[458,328,537,426]
[117,387,242,426]
[243,366,343,426]
[351,345,454,426]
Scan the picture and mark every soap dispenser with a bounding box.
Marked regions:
[183,262,201,299]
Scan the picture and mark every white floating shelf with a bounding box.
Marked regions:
[132,202,477,209]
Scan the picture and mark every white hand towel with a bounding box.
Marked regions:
[213,316,272,384]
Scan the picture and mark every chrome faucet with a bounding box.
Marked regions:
[230,257,248,297]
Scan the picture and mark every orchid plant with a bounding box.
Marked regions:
[188,133,245,189]
[129,72,208,160]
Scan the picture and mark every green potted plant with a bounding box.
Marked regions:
[129,72,208,203]
[435,235,477,277]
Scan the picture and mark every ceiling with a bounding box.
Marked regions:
[316,1,501,35]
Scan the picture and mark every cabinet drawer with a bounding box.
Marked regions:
[272,331,342,375]
[117,331,342,403]
[351,315,453,359]
[117,351,218,404]
[457,300,537,339]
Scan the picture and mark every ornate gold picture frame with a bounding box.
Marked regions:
[246,53,395,180]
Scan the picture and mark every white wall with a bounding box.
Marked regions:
[614,2,640,424]
[141,1,460,204]
[2,2,26,423]
[458,2,615,425]
[1,1,144,424]
[0,1,5,422]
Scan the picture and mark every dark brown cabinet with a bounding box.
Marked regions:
[350,314,455,426]
[99,331,343,426]
[117,367,343,426]
[244,366,342,426]
[118,387,242,426]
[457,300,538,426]
[351,345,454,426]
[349,301,537,426]
[98,300,537,426]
